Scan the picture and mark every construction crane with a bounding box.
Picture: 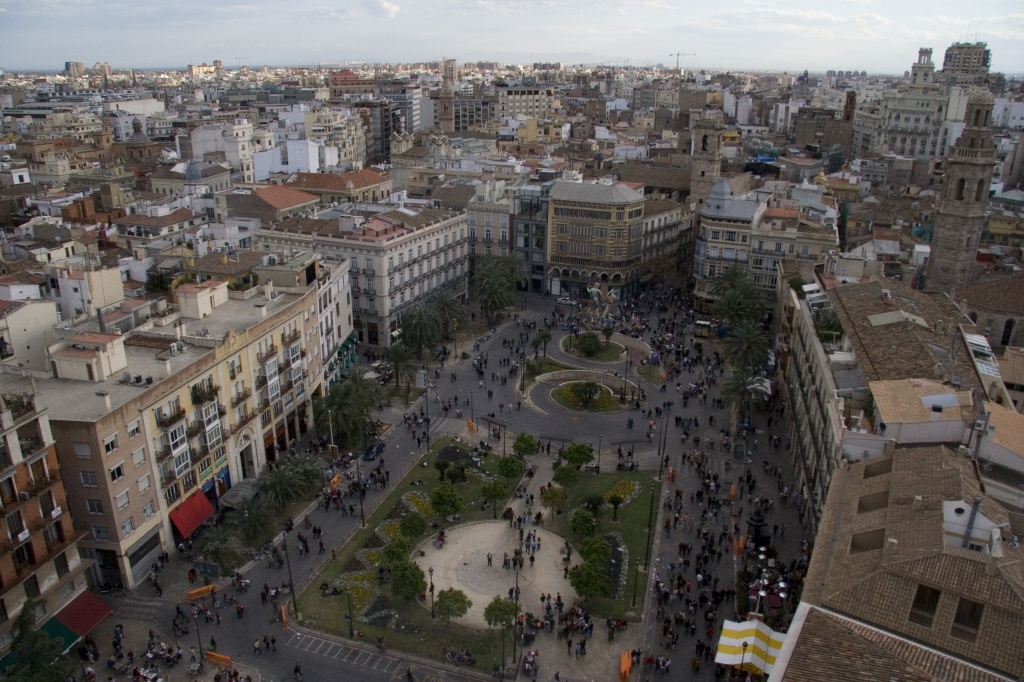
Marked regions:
[669,52,696,71]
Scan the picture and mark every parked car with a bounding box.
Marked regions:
[362,440,386,461]
[557,297,577,306]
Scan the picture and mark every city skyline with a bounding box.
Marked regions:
[1,0,1022,75]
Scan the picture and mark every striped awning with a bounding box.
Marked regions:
[714,619,786,675]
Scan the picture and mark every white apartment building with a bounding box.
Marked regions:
[255,207,469,346]
[191,119,255,183]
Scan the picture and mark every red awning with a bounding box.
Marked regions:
[169,491,215,538]
[53,589,113,637]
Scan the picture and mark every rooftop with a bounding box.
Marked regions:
[548,180,645,205]
[869,378,973,425]
[285,170,388,192]
[188,250,267,276]
[113,208,198,228]
[253,185,319,211]
[958,273,1024,316]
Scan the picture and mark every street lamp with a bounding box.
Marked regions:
[354,454,366,527]
[428,567,435,618]
[620,357,629,404]
[631,557,641,607]
[470,390,474,423]
[657,416,669,480]
[345,588,355,638]
[644,481,656,570]
[512,563,521,664]
[281,528,298,617]
[596,434,602,474]
[741,641,749,672]
[328,408,335,456]
[193,609,204,665]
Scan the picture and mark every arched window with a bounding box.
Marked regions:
[968,311,978,324]
[701,135,709,152]
[976,179,986,202]
[955,178,966,201]
[974,109,981,127]
[1001,319,1014,346]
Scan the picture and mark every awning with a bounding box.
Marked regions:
[219,481,258,508]
[54,589,113,639]
[169,491,215,538]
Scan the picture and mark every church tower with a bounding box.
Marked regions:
[925,90,995,293]
[688,110,725,208]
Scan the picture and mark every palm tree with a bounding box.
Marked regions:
[381,342,417,390]
[723,320,769,374]
[711,265,762,326]
[430,289,466,342]
[400,303,442,356]
[720,370,769,422]
[258,465,305,512]
[231,495,274,546]
[314,367,383,451]
[531,337,542,359]
[602,325,614,348]
[537,330,552,359]
[473,254,526,323]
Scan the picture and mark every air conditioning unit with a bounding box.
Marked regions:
[18,492,30,501]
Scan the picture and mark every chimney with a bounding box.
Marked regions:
[163,358,173,378]
[255,302,267,318]
[221,253,228,265]
[264,282,273,300]
[178,321,187,338]
[961,495,983,549]
[95,391,111,412]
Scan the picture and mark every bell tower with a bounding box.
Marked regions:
[925,90,995,293]
[689,110,724,208]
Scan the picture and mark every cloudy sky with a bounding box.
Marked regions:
[1,0,1022,74]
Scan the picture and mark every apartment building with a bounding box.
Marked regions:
[0,266,323,589]
[380,81,424,134]
[112,206,207,255]
[546,181,647,299]
[467,181,512,277]
[191,119,255,183]
[513,180,556,295]
[302,108,367,166]
[771,445,1024,680]
[285,170,393,205]
[0,389,97,660]
[256,207,469,346]
[494,86,559,120]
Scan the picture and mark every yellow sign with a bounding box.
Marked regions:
[467,419,476,433]
[330,474,342,489]
[187,585,214,601]
[281,604,288,630]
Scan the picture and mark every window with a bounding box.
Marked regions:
[143,501,155,520]
[73,442,91,459]
[908,584,941,627]
[951,598,983,642]
[103,434,118,454]
[138,474,151,493]
[109,463,124,483]
[128,420,140,439]
[132,448,145,467]
[92,526,110,540]
[849,528,886,554]
[120,517,135,537]
[86,499,103,515]
[80,471,98,487]
[115,491,129,510]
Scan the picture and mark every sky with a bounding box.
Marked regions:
[0,0,1022,75]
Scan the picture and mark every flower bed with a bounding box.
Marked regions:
[403,491,433,517]
[603,480,640,506]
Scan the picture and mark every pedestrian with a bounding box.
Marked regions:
[487,552,493,567]
[189,647,196,663]
[254,639,262,654]
[318,539,325,554]
[261,591,267,606]
[566,638,572,655]
[264,636,271,652]
[271,636,276,651]
[215,611,222,626]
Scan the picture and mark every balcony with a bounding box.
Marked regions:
[232,411,258,433]
[283,329,301,345]
[161,471,177,488]
[231,388,252,408]
[258,345,278,364]
[27,470,60,496]
[255,374,268,389]
[156,408,186,429]
[280,356,293,371]
[190,383,220,406]
[186,421,205,439]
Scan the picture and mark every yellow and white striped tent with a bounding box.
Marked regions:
[714,619,786,674]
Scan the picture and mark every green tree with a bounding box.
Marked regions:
[723,319,769,374]
[607,493,624,522]
[430,289,466,341]
[4,599,77,682]
[582,493,604,518]
[512,433,539,459]
[481,480,509,519]
[400,302,443,356]
[540,485,568,514]
[570,381,602,408]
[399,511,429,539]
[473,254,525,323]
[721,369,769,421]
[445,465,466,484]
[434,588,473,624]
[553,463,579,488]
[429,482,464,520]
[602,325,614,347]
[390,560,427,601]
[562,442,595,469]
[570,509,597,538]
[531,336,542,359]
[257,465,304,512]
[568,561,612,600]
[315,368,383,451]
[575,332,602,357]
[483,596,520,662]
[381,342,417,389]
[711,266,762,326]
[382,535,412,566]
[497,455,526,489]
[231,495,274,547]
[537,330,552,359]
[579,536,612,566]
[434,459,451,482]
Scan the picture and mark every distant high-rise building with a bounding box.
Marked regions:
[940,42,991,86]
[64,61,85,78]
[925,90,996,293]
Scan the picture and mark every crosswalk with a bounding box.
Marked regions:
[113,595,163,623]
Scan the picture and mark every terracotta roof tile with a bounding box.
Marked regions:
[286,170,388,193]
[253,185,318,211]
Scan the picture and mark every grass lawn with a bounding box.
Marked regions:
[638,363,662,386]
[550,384,622,413]
[545,470,661,620]
[562,340,624,363]
[296,437,514,666]
[522,357,573,388]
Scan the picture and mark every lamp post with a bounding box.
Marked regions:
[657,416,669,480]
[502,423,507,457]
[328,408,335,456]
[282,528,298,617]
[631,557,641,607]
[512,563,521,664]
[620,357,629,404]
[428,567,435,618]
[470,390,474,423]
[193,609,204,664]
[424,385,430,447]
[741,641,749,672]
[346,588,355,638]
[596,434,603,474]
[644,481,656,570]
